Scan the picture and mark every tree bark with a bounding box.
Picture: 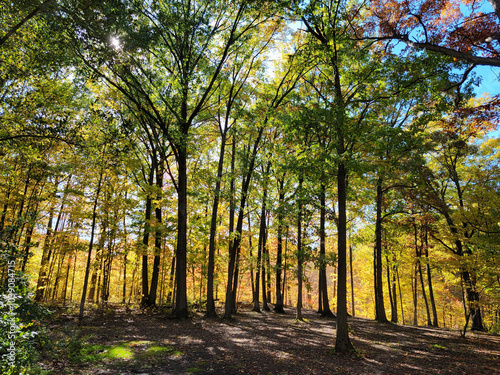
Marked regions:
[174,145,189,318]
[149,161,163,306]
[79,170,103,320]
[296,177,304,321]
[319,183,334,317]
[335,162,354,352]
[424,230,438,327]
[349,244,355,317]
[274,176,285,313]
[206,130,227,317]
[374,177,388,323]
[224,126,265,319]
[141,167,154,307]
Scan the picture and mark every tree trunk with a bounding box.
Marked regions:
[319,183,334,318]
[424,230,438,327]
[374,177,388,323]
[253,198,264,313]
[174,146,189,318]
[206,130,227,317]
[274,176,285,313]
[35,193,56,302]
[224,125,265,319]
[149,162,163,306]
[397,265,404,325]
[261,165,270,312]
[386,255,394,322]
[335,162,354,352]
[141,167,154,307]
[350,244,355,317]
[79,170,103,320]
[391,255,398,323]
[296,177,304,321]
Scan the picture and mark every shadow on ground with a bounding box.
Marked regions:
[39,305,500,375]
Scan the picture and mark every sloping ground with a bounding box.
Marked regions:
[38,306,500,375]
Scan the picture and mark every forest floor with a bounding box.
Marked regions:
[35,304,500,375]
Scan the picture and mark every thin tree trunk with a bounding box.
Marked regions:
[35,186,58,302]
[141,167,154,307]
[224,125,265,319]
[206,130,228,317]
[253,201,264,312]
[249,213,255,302]
[349,243,355,317]
[414,222,431,326]
[123,253,127,304]
[424,229,438,327]
[70,251,77,302]
[391,254,398,323]
[149,162,163,306]
[63,256,71,307]
[274,176,285,313]
[296,177,304,321]
[396,265,404,325]
[386,255,394,322]
[79,170,104,320]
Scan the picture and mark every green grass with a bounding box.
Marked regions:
[107,346,134,360]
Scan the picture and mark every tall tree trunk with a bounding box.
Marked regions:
[248,213,255,304]
[418,258,431,326]
[35,190,56,302]
[296,177,304,321]
[261,211,270,311]
[79,170,104,320]
[386,255,395,322]
[149,162,163,306]
[206,130,227,317]
[62,254,71,306]
[319,183,334,318]
[123,252,127,304]
[253,198,264,313]
[88,218,107,302]
[391,254,398,323]
[424,230,438,327]
[414,222,431,326]
[224,125,265,319]
[21,218,35,272]
[261,164,271,312]
[349,243,355,317]
[141,167,154,307]
[397,265,404,325]
[374,177,388,323]
[274,176,285,313]
[174,146,188,318]
[166,256,176,305]
[335,162,354,351]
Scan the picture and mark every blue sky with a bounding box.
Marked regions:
[474,66,500,97]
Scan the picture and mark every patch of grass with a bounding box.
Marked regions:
[146,345,172,355]
[69,343,110,364]
[106,346,134,360]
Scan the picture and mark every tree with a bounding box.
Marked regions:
[70,0,285,319]
[369,0,500,67]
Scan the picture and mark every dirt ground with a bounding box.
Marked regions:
[38,305,500,375]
